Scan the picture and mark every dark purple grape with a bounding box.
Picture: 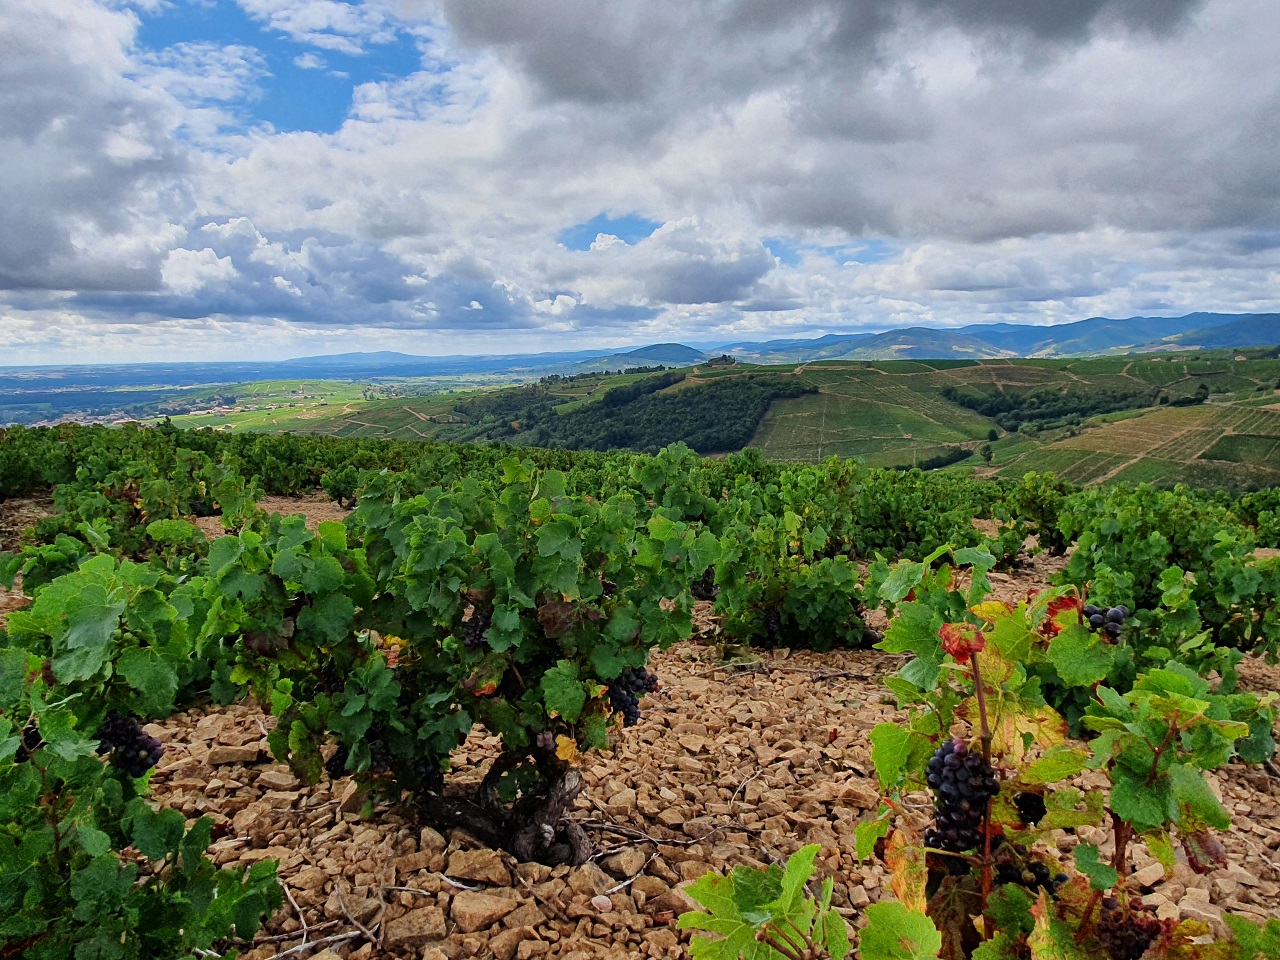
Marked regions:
[926,740,998,853]
[690,568,718,601]
[463,607,492,650]
[608,667,659,727]
[96,711,165,778]
[1096,897,1164,960]
[1014,791,1047,825]
[325,743,349,780]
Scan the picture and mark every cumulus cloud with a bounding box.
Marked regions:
[4,0,1280,362]
[0,0,190,291]
[237,0,403,54]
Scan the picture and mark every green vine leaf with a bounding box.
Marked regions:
[859,901,942,960]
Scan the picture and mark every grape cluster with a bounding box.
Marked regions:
[690,568,719,601]
[400,758,444,795]
[924,739,999,853]
[994,859,1058,893]
[463,606,492,650]
[601,579,618,598]
[317,663,344,693]
[608,667,660,727]
[325,743,349,780]
[96,711,165,778]
[1096,897,1164,960]
[990,837,1068,894]
[536,730,556,752]
[1013,791,1047,826]
[763,607,783,644]
[367,739,392,777]
[14,722,42,763]
[1084,603,1128,640]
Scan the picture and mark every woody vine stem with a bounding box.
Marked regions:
[971,651,995,910]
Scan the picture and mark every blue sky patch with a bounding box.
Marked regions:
[764,237,802,267]
[136,0,426,134]
[829,238,897,264]
[557,213,662,251]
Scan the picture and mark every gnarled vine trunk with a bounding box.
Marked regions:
[412,751,593,866]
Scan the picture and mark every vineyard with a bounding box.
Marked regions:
[2,422,1280,960]
[152,351,1280,491]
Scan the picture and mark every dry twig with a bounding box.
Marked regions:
[281,883,310,944]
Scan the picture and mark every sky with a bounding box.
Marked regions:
[4,0,1280,364]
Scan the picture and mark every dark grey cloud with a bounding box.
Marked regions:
[908,0,1205,42]
[439,0,1206,110]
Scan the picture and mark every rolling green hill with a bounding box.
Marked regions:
[169,348,1280,490]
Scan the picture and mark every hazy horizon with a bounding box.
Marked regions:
[5,0,1280,365]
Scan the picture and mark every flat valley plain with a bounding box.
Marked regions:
[141,350,1280,489]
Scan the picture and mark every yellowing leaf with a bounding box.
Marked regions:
[975,641,1017,686]
[1028,889,1086,960]
[981,698,1066,765]
[970,600,1014,625]
[885,827,928,914]
[555,735,580,765]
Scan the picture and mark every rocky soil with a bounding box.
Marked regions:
[146,640,1280,960]
[2,496,1279,959]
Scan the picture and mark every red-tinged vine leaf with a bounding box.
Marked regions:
[1041,594,1082,638]
[886,827,929,914]
[940,622,985,661]
[1028,890,1086,960]
[463,657,507,697]
[537,600,578,638]
[1181,829,1228,874]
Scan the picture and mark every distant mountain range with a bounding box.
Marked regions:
[697,313,1277,364]
[4,314,1277,388]
[565,312,1279,368]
